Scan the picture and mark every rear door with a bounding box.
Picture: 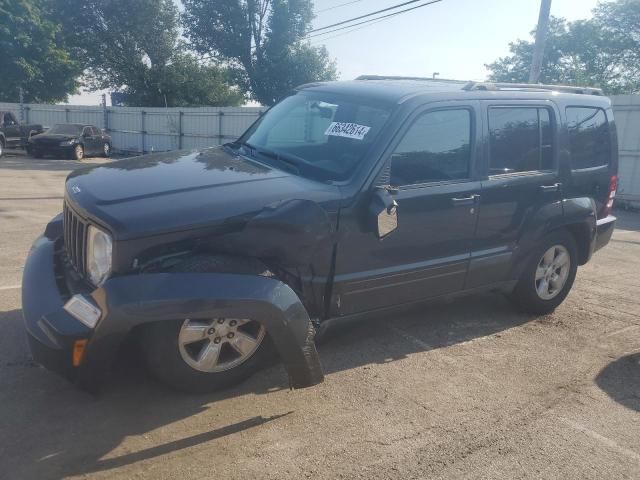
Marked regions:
[563,106,617,219]
[467,101,562,288]
[332,102,482,315]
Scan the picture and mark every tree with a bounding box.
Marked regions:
[183,0,338,105]
[0,0,81,103]
[485,0,640,94]
[54,0,242,107]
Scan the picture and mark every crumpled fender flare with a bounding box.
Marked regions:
[86,272,324,390]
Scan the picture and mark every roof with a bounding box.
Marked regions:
[297,76,608,105]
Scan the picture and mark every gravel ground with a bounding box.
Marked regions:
[0,151,639,480]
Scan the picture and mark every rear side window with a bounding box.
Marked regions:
[488,107,554,174]
[566,107,610,169]
[390,109,472,186]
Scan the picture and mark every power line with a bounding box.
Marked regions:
[306,0,444,40]
[310,15,390,44]
[309,0,440,34]
[316,0,368,14]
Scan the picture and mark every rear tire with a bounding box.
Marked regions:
[0,140,3,158]
[511,230,578,315]
[141,255,276,393]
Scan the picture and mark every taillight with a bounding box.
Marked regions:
[601,175,617,218]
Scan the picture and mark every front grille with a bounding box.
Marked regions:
[63,202,87,276]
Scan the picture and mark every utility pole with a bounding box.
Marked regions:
[529,0,552,84]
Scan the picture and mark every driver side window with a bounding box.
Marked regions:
[390,109,472,187]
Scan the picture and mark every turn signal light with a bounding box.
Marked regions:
[73,339,88,367]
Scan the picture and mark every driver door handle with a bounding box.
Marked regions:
[451,194,480,206]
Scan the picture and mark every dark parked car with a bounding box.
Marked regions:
[0,111,44,157]
[28,123,112,160]
[22,77,618,393]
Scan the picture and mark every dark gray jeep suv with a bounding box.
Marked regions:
[22,77,618,393]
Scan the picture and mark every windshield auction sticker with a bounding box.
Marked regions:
[325,122,371,140]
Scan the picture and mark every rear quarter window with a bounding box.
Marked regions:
[566,107,611,169]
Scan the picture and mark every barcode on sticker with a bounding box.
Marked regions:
[324,122,371,140]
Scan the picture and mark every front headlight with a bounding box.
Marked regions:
[86,226,112,286]
[59,139,75,146]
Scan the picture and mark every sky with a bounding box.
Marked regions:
[66,0,601,105]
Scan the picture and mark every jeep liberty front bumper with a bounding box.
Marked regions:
[22,234,324,392]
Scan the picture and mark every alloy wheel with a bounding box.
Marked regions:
[178,318,266,373]
[535,244,571,300]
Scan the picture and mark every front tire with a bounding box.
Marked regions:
[142,318,273,393]
[511,230,578,315]
[103,142,111,157]
[141,255,276,393]
[72,144,84,160]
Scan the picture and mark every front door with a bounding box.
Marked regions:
[2,112,22,148]
[332,105,482,316]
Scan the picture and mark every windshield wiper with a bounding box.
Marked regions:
[240,143,301,174]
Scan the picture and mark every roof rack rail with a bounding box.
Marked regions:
[462,81,604,96]
[355,75,467,84]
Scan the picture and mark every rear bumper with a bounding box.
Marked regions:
[594,215,616,253]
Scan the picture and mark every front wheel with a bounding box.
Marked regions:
[142,317,274,393]
[103,142,111,157]
[72,144,84,160]
[511,230,578,315]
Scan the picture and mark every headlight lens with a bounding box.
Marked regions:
[86,226,112,286]
[59,140,75,146]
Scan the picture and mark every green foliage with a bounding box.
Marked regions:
[0,0,81,103]
[486,0,640,94]
[183,0,337,105]
[54,0,242,107]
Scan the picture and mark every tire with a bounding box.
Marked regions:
[103,142,111,157]
[141,255,276,393]
[0,140,3,158]
[511,230,578,315]
[72,144,84,160]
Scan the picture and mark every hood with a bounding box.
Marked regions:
[65,147,342,240]
[31,133,78,142]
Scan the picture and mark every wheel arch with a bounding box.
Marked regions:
[84,270,324,390]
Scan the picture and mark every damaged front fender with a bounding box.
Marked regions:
[87,272,324,390]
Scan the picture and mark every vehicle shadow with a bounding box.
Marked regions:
[1,292,534,479]
[594,353,640,412]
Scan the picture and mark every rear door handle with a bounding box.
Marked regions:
[540,183,561,192]
[451,194,479,206]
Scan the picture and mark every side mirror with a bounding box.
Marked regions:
[369,186,399,239]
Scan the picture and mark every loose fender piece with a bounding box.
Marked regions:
[89,272,324,389]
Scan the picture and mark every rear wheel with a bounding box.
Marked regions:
[511,230,578,314]
[103,142,111,157]
[0,140,3,158]
[72,144,84,160]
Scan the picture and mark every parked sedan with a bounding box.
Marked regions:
[28,124,112,160]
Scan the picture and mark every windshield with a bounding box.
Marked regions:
[237,92,392,182]
[47,124,83,135]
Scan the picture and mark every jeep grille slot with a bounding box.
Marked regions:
[63,202,87,276]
